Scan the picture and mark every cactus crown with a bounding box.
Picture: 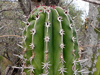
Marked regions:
[15,5,82,75]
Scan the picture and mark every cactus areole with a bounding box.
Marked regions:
[17,5,81,75]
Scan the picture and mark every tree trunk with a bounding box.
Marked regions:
[82,3,100,75]
[18,0,60,16]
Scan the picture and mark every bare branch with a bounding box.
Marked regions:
[0,8,21,13]
[80,45,100,48]
[43,0,59,5]
[18,0,31,16]
[1,54,11,62]
[82,0,100,5]
[0,35,22,38]
[66,0,74,7]
[26,0,31,13]
[0,26,4,30]
[18,0,28,16]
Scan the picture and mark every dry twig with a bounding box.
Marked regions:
[0,35,22,38]
[82,0,100,5]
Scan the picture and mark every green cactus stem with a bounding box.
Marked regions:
[14,5,85,75]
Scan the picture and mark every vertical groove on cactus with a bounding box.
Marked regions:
[56,8,66,75]
[43,7,51,74]
[14,5,84,75]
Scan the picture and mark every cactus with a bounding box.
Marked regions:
[14,5,86,75]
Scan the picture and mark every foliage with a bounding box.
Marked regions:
[0,1,24,75]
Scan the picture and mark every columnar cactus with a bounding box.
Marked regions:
[14,5,86,75]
